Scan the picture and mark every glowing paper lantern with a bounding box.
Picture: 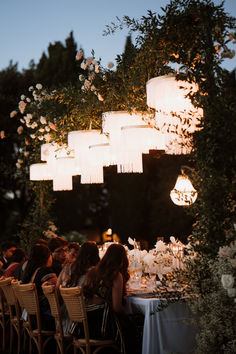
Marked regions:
[146,74,202,154]
[102,111,146,166]
[170,173,198,206]
[30,163,53,181]
[68,130,108,183]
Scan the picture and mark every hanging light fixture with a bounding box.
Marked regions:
[68,129,108,184]
[170,166,198,206]
[146,74,202,155]
[102,111,147,167]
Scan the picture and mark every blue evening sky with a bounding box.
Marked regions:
[0,0,235,72]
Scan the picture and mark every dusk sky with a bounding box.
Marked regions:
[1,0,235,72]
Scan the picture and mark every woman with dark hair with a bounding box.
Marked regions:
[4,248,26,278]
[58,242,100,334]
[82,243,139,354]
[57,241,99,288]
[22,243,57,330]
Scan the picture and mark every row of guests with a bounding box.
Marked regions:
[1,238,140,354]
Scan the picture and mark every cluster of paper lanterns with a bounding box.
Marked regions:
[30,74,202,196]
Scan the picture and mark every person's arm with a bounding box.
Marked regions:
[112,272,125,314]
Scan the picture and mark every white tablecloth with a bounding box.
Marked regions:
[126,296,196,354]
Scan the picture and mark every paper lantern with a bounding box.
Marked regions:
[29,163,53,181]
[146,74,202,154]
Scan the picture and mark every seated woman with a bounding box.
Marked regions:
[82,243,139,354]
[57,241,100,333]
[22,243,57,330]
[4,248,26,278]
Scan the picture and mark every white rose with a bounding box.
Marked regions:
[75,49,84,61]
[107,61,114,69]
[36,83,42,90]
[155,240,167,252]
[17,126,23,135]
[40,116,47,124]
[221,274,234,289]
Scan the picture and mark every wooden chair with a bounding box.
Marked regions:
[42,282,72,354]
[59,286,118,354]
[11,279,29,353]
[0,277,22,354]
[17,282,55,354]
[0,283,9,351]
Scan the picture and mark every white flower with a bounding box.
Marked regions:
[26,97,31,103]
[18,101,26,114]
[20,94,26,100]
[40,116,47,124]
[128,237,135,246]
[48,122,57,131]
[24,151,29,157]
[10,110,17,118]
[39,128,45,133]
[227,288,236,297]
[86,57,93,65]
[143,252,155,267]
[17,159,23,164]
[26,113,33,119]
[170,236,177,244]
[218,245,235,258]
[80,61,87,70]
[36,83,42,90]
[107,61,114,69]
[28,86,34,91]
[17,126,23,135]
[45,126,50,132]
[0,130,5,139]
[30,122,38,129]
[155,240,167,252]
[30,134,36,139]
[90,85,96,92]
[43,134,51,142]
[221,274,234,289]
[84,79,91,90]
[75,49,84,61]
[38,136,43,141]
[16,163,21,169]
[79,74,85,81]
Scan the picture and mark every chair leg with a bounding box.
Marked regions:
[9,323,13,354]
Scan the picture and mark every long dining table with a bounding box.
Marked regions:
[126,295,197,354]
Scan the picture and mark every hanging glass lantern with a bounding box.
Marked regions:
[170,173,198,206]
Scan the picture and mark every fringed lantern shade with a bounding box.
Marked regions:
[146,74,200,112]
[117,125,166,173]
[146,75,202,155]
[102,111,147,166]
[79,143,110,184]
[170,174,198,206]
[30,163,53,180]
[68,130,109,183]
[53,175,73,191]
